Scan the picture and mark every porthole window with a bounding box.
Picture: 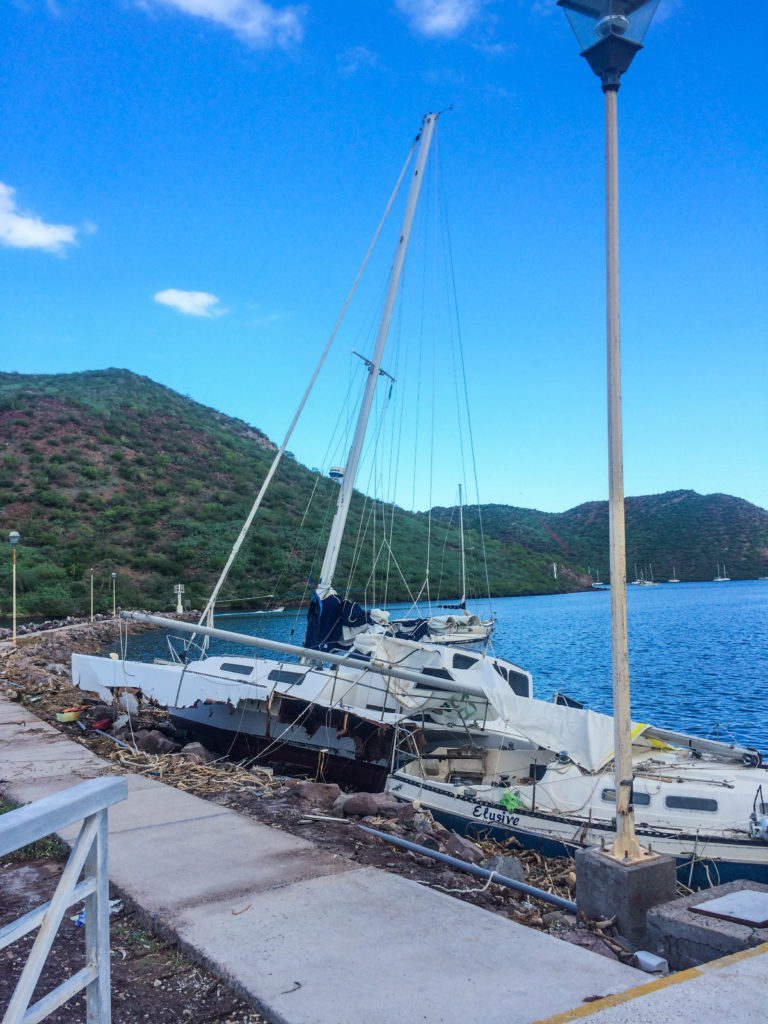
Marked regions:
[267,668,307,685]
[453,653,479,670]
[220,662,254,676]
[664,795,718,813]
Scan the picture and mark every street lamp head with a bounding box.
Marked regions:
[9,530,19,547]
[558,0,659,88]
[111,572,117,580]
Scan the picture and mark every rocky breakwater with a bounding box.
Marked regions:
[0,612,209,763]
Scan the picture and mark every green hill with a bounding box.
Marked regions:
[0,369,579,618]
[2,370,765,618]
[435,492,768,584]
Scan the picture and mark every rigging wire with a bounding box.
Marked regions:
[438,161,494,614]
[191,139,417,642]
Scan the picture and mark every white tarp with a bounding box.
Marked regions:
[472,675,650,773]
[351,632,446,709]
[349,635,651,773]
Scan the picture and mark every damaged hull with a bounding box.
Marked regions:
[71,629,535,790]
[168,705,389,790]
[71,649,422,787]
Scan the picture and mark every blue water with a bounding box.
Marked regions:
[117,580,768,753]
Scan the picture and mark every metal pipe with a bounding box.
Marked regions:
[12,547,17,648]
[604,83,640,862]
[358,825,577,913]
[120,611,490,701]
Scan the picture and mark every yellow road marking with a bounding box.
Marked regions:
[532,942,768,1023]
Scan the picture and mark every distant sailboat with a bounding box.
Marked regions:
[714,563,731,582]
[668,566,680,583]
[636,564,658,587]
[591,569,608,588]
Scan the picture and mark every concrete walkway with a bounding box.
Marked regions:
[0,694,648,1024]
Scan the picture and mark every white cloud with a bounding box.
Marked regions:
[154,289,227,317]
[394,0,485,38]
[140,0,306,48]
[338,45,380,75]
[0,183,79,254]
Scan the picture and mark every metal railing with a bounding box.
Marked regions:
[0,777,128,1024]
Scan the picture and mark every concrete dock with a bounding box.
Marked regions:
[2,692,767,1023]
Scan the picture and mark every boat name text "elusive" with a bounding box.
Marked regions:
[472,804,520,828]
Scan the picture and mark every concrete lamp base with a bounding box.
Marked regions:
[575,846,678,948]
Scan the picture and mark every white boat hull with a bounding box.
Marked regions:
[387,773,768,887]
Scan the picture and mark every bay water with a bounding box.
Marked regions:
[119,580,768,754]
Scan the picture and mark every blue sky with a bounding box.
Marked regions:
[2,1,766,514]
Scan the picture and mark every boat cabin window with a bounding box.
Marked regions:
[422,666,454,681]
[601,788,651,807]
[664,795,718,813]
[452,653,479,671]
[493,662,530,698]
[220,662,254,677]
[508,670,530,698]
[267,668,307,686]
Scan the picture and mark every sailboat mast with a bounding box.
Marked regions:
[317,112,439,597]
[459,484,466,608]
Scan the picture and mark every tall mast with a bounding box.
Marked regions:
[459,484,466,608]
[317,112,439,597]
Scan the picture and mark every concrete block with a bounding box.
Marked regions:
[575,846,678,947]
[646,880,768,970]
[633,950,669,973]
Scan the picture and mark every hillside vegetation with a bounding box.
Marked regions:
[442,492,768,584]
[0,370,579,618]
[1,370,765,618]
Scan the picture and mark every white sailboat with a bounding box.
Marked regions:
[71,114,528,786]
[635,564,658,586]
[386,688,768,886]
[389,485,494,645]
[668,566,680,583]
[714,563,731,582]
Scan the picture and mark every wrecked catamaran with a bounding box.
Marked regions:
[73,611,532,789]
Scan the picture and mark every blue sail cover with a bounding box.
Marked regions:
[304,592,431,651]
[304,592,372,652]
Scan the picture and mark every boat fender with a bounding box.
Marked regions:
[750,814,768,842]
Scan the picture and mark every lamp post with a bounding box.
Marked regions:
[9,531,19,647]
[558,0,659,864]
[111,572,117,617]
[89,568,94,622]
